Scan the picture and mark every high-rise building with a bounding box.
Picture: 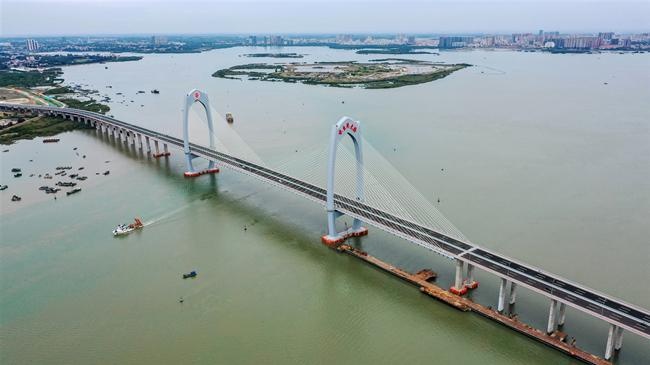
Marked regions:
[438,36,473,49]
[26,39,39,52]
[336,34,353,43]
[269,35,284,46]
[248,36,257,46]
[598,32,615,40]
[151,36,168,46]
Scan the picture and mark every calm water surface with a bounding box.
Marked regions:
[1,47,649,364]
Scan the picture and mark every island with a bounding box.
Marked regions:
[212,59,469,89]
[243,53,305,58]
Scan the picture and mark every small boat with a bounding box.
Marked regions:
[11,168,21,173]
[43,138,60,143]
[66,188,82,196]
[151,89,160,94]
[112,217,144,236]
[103,171,110,176]
[182,271,197,279]
[11,195,21,201]
[226,113,234,124]
[14,173,22,178]
[0,185,8,191]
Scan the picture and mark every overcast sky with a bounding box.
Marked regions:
[1,0,649,37]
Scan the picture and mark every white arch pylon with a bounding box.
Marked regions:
[182,89,220,177]
[321,116,369,246]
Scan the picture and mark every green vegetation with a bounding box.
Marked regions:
[57,98,110,114]
[0,114,91,145]
[212,63,282,79]
[44,86,74,95]
[0,69,63,87]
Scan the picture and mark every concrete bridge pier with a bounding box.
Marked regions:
[605,324,616,360]
[557,302,567,327]
[145,136,151,152]
[497,278,508,312]
[547,299,559,334]
[137,134,143,149]
[465,263,479,290]
[615,326,624,352]
[509,282,517,305]
[450,259,467,295]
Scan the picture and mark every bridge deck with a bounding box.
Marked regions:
[3,103,648,340]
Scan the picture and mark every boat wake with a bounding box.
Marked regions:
[143,204,192,227]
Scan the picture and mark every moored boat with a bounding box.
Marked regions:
[66,188,82,196]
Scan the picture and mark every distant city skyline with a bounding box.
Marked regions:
[1,0,649,37]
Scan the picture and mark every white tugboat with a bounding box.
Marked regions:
[113,217,144,236]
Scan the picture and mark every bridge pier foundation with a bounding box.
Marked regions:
[153,141,170,158]
[145,136,151,152]
[497,278,508,312]
[547,299,559,334]
[137,134,143,149]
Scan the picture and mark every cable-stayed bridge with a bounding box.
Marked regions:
[2,91,648,363]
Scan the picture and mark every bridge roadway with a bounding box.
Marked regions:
[3,103,649,341]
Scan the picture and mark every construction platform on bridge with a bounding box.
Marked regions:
[334,243,611,365]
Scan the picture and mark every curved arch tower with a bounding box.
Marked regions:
[321,116,369,246]
[182,89,219,177]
